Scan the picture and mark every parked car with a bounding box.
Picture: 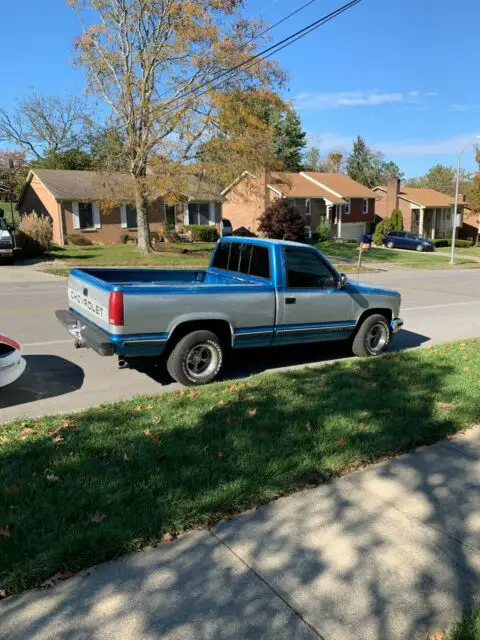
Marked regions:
[221,218,233,237]
[0,217,14,263]
[0,334,26,388]
[56,238,403,386]
[383,230,434,252]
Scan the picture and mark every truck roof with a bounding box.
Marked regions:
[218,236,310,249]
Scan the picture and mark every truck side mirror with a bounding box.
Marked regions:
[337,273,348,289]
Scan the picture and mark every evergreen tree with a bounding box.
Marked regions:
[273,109,307,172]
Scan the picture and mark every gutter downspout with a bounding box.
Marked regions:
[58,201,65,246]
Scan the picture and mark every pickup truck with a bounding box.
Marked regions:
[56,237,403,386]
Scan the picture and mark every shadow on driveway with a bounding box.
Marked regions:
[0,355,84,410]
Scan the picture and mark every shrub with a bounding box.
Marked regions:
[67,233,93,246]
[18,213,53,257]
[186,225,219,242]
[258,199,305,241]
[390,209,404,230]
[120,233,135,245]
[372,216,393,246]
[150,231,161,244]
[432,238,473,248]
[316,223,332,242]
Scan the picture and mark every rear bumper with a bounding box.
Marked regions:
[390,317,404,334]
[56,309,114,356]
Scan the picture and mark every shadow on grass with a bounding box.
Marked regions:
[1,346,480,638]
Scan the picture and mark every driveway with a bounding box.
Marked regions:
[1,265,480,422]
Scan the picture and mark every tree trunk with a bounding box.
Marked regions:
[134,175,152,253]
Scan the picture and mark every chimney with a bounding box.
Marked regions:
[386,176,400,215]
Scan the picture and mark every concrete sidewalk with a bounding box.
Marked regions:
[2,430,480,640]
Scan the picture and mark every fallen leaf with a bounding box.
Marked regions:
[306,421,312,432]
[5,485,21,495]
[175,390,185,397]
[55,571,73,581]
[359,411,369,419]
[0,589,6,598]
[464,367,469,372]
[90,512,106,524]
[216,451,225,458]
[133,405,143,412]
[52,435,64,445]
[436,402,456,413]
[62,419,74,428]
[247,408,257,417]
[144,429,160,444]
[335,439,348,447]
[162,532,175,542]
[357,423,369,431]
[20,427,35,441]
[145,405,154,410]
[227,384,239,392]
[189,391,200,398]
[447,433,458,440]
[0,526,11,538]
[46,475,59,483]
[218,400,227,406]
[224,514,233,521]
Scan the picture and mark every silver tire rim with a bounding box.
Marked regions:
[387,242,394,248]
[366,323,388,355]
[416,244,424,251]
[185,343,218,380]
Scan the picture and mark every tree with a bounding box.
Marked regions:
[372,216,393,246]
[69,0,283,252]
[323,151,343,173]
[89,127,128,171]
[303,146,322,171]
[0,93,90,161]
[405,164,471,196]
[272,108,306,171]
[0,151,26,223]
[258,199,305,241]
[390,209,403,230]
[346,136,403,188]
[30,148,93,170]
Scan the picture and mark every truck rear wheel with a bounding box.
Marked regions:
[167,330,224,386]
[352,314,390,357]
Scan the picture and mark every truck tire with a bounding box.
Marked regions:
[166,330,224,386]
[352,314,390,358]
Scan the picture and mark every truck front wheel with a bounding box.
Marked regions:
[167,330,224,386]
[352,314,390,357]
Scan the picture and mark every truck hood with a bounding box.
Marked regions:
[346,281,400,298]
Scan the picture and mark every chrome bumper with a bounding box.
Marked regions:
[390,317,404,334]
[0,247,13,257]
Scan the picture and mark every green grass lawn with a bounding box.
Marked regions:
[0,201,19,226]
[444,608,480,639]
[1,338,480,595]
[317,241,477,268]
[48,242,215,268]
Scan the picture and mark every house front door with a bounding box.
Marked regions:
[165,205,176,227]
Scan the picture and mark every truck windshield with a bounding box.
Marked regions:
[212,242,270,279]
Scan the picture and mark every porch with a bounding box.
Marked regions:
[411,207,460,240]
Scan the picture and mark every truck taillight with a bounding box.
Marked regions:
[109,291,124,326]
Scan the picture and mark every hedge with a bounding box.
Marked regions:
[432,238,474,248]
[186,225,219,242]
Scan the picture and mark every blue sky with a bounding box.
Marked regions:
[2,0,479,177]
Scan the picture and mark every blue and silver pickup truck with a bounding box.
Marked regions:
[56,237,403,386]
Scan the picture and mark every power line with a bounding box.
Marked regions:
[160,0,363,119]
[155,0,324,105]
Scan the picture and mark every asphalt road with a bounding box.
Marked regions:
[1,265,480,422]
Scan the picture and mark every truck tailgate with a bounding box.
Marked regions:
[68,273,111,332]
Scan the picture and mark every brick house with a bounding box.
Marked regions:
[17,169,223,246]
[373,178,465,240]
[221,171,376,241]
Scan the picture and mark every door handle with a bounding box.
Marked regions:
[285,297,296,305]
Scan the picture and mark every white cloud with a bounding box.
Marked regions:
[451,104,476,112]
[295,90,434,110]
[309,132,480,157]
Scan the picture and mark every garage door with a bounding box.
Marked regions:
[341,222,366,242]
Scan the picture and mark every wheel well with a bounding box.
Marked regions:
[167,320,232,350]
[356,308,392,328]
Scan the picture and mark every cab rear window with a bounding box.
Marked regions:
[212,242,270,279]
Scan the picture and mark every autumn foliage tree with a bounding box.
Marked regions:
[258,199,305,241]
[68,0,283,252]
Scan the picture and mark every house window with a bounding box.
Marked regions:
[345,199,351,215]
[126,205,137,228]
[305,199,311,215]
[362,199,369,214]
[304,226,312,239]
[78,203,94,229]
[189,202,210,225]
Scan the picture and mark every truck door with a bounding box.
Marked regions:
[274,246,355,345]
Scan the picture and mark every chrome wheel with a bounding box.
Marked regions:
[366,322,388,355]
[416,244,424,252]
[387,241,395,249]
[185,343,218,380]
